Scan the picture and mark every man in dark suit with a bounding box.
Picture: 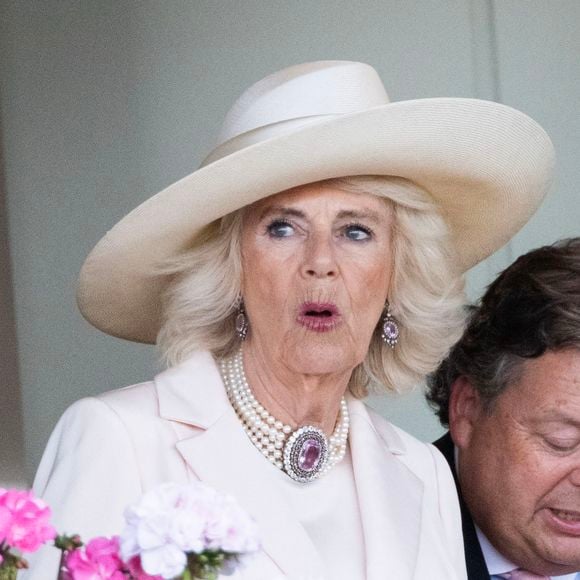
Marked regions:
[433,432,490,579]
[427,238,580,580]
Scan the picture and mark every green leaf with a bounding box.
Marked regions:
[0,568,17,580]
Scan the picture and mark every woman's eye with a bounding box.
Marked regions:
[344,224,372,241]
[267,220,294,238]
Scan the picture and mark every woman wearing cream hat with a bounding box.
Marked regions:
[26,61,554,579]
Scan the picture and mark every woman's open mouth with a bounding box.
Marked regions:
[297,302,342,332]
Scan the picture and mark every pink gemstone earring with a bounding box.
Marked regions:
[381,302,399,348]
[235,299,249,340]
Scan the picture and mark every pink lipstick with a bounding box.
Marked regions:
[297,302,341,332]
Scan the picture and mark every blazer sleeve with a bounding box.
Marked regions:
[21,397,143,579]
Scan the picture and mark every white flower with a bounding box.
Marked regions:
[119,482,260,579]
[205,495,261,553]
[140,543,186,579]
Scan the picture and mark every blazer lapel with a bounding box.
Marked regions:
[348,398,423,580]
[156,352,325,579]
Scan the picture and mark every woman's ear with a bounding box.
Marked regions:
[448,376,482,450]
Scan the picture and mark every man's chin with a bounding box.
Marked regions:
[525,530,580,575]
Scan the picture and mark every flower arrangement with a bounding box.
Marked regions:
[0,483,260,580]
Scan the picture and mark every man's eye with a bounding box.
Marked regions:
[545,437,579,452]
[344,224,372,241]
[267,220,294,238]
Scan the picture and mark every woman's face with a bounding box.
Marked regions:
[241,181,393,376]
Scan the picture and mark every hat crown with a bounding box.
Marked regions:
[205,61,390,164]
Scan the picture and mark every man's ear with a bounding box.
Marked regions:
[448,376,483,450]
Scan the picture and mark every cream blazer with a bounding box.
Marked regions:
[24,351,466,580]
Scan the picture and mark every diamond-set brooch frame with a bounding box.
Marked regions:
[283,426,329,483]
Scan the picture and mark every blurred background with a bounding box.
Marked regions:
[1,0,579,487]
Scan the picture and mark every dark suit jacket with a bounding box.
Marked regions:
[434,432,490,580]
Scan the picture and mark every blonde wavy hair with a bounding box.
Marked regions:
[157,175,466,397]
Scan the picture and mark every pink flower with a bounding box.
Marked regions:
[0,488,56,552]
[64,536,125,580]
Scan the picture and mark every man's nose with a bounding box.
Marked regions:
[570,464,580,487]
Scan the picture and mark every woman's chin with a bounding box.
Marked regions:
[282,342,361,377]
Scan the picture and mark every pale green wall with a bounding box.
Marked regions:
[1,0,579,485]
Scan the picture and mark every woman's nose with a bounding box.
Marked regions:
[301,234,338,279]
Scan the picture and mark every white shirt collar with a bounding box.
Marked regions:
[476,526,578,579]
[475,525,516,575]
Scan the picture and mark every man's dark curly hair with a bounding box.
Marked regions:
[427,237,580,427]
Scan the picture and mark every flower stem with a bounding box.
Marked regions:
[56,550,67,580]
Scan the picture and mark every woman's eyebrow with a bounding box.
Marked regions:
[258,206,306,221]
[336,209,383,224]
[258,207,384,223]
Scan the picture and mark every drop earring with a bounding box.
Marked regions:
[381,302,399,348]
[235,299,249,340]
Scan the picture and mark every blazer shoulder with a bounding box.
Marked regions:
[42,383,161,467]
[364,405,453,486]
[96,380,158,417]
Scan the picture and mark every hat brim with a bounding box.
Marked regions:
[77,97,555,343]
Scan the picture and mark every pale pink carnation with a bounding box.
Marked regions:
[64,536,125,580]
[120,484,194,578]
[204,494,261,553]
[120,482,260,579]
[0,488,56,552]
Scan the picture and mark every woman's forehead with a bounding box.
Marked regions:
[248,181,392,219]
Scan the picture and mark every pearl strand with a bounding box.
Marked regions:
[219,349,349,480]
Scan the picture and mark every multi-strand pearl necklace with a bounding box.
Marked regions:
[219,349,349,483]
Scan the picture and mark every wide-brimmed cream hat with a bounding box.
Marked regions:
[78,60,555,343]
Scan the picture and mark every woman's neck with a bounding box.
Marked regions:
[241,342,351,436]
